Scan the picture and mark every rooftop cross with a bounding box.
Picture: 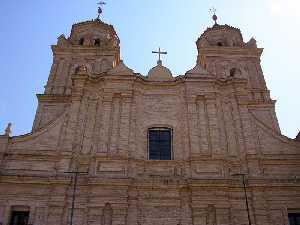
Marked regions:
[152,47,167,65]
[210,7,218,25]
[97,1,106,20]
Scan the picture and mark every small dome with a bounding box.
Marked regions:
[147,60,173,81]
[197,24,244,48]
[69,19,119,48]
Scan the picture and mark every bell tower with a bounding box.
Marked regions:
[32,18,120,131]
[195,12,281,132]
[45,19,120,95]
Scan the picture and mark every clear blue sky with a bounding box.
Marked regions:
[0,0,299,138]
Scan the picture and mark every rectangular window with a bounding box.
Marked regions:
[148,128,172,160]
[289,213,300,225]
[10,211,29,225]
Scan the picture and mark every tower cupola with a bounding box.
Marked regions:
[69,20,120,49]
[197,24,244,48]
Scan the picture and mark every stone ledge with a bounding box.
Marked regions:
[36,94,71,103]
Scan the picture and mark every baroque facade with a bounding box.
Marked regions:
[1,15,300,225]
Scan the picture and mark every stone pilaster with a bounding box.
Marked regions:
[205,93,221,156]
[63,72,87,152]
[119,93,132,158]
[196,96,210,155]
[236,90,257,155]
[3,205,10,225]
[216,208,230,225]
[126,187,138,225]
[215,94,227,155]
[53,59,66,94]
[34,207,47,225]
[93,97,103,154]
[110,94,121,156]
[45,57,59,94]
[223,97,238,157]
[99,94,113,153]
[187,96,200,156]
[180,187,193,225]
[82,98,98,154]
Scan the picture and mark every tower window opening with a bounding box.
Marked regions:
[79,38,84,45]
[217,42,223,46]
[94,39,101,46]
[230,68,236,77]
[148,127,172,160]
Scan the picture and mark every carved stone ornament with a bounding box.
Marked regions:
[245,38,257,48]
[102,203,113,225]
[57,34,70,47]
[4,122,12,136]
[296,132,300,142]
[75,65,88,74]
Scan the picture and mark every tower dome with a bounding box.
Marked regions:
[69,19,120,49]
[147,60,173,81]
[197,23,244,48]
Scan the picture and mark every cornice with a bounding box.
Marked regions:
[75,72,253,89]
[247,100,276,108]
[86,73,187,87]
[37,94,71,103]
[70,19,118,37]
[199,24,243,40]
[188,178,300,187]
[52,45,120,55]
[198,47,263,58]
[1,174,299,187]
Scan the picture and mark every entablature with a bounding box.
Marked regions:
[52,45,120,56]
[36,94,71,103]
[198,47,263,58]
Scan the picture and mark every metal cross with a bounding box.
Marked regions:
[210,7,217,15]
[65,169,88,225]
[152,47,167,62]
[97,1,106,19]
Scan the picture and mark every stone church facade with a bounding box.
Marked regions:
[0,16,300,225]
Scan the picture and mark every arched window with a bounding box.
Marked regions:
[79,38,84,45]
[148,127,172,160]
[94,38,101,46]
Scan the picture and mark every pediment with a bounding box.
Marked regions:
[109,60,134,76]
[9,111,67,151]
[185,64,211,77]
[252,114,300,154]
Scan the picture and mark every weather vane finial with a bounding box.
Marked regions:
[210,7,218,25]
[97,1,106,20]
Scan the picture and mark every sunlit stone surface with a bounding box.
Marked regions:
[0,16,300,225]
